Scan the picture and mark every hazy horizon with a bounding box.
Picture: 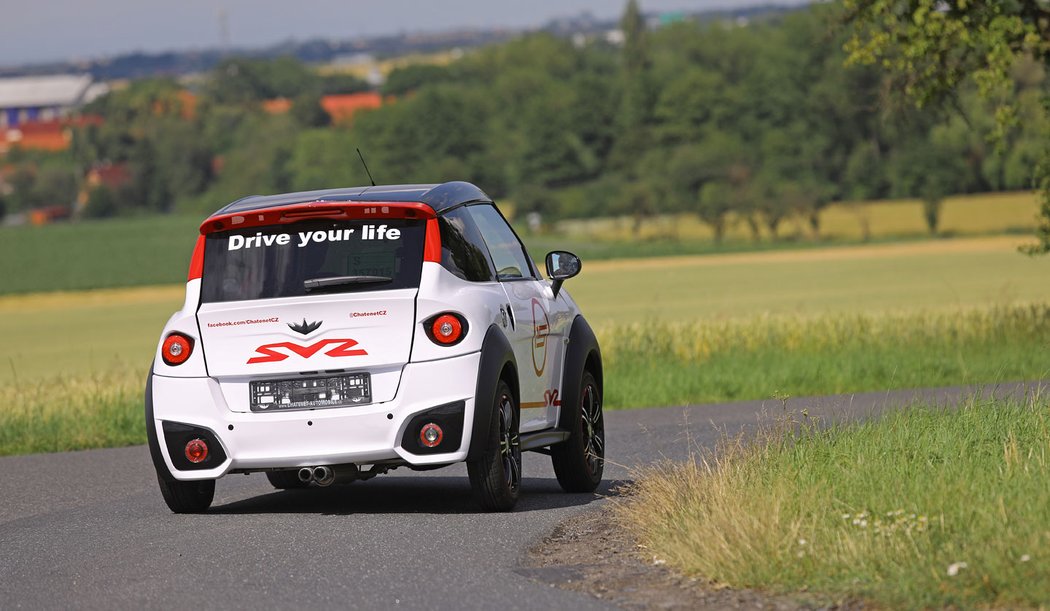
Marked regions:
[1,0,809,68]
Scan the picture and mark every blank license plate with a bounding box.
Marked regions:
[250,373,371,412]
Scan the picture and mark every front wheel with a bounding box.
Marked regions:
[157,475,215,513]
[551,370,604,492]
[467,379,522,511]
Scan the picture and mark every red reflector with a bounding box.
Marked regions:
[185,438,209,463]
[187,235,205,281]
[430,314,463,345]
[419,423,443,448]
[423,217,441,263]
[162,334,193,366]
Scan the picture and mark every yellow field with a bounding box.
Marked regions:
[2,235,1048,385]
[557,191,1040,242]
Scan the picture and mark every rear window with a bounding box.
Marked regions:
[201,219,424,303]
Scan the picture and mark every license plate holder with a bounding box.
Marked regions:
[250,373,371,412]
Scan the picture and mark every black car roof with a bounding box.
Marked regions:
[210,181,493,217]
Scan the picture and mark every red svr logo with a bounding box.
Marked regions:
[247,338,367,364]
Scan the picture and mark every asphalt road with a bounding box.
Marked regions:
[1,381,1045,610]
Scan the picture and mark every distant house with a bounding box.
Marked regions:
[320,92,383,124]
[0,74,106,128]
[1,114,102,154]
[261,92,384,125]
[262,97,293,114]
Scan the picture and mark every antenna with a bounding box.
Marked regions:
[357,148,376,187]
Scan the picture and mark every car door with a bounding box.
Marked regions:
[466,203,565,433]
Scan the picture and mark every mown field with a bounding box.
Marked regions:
[0,191,1039,295]
[618,397,1050,608]
[2,235,1049,455]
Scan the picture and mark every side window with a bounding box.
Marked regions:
[467,204,535,281]
[438,207,495,282]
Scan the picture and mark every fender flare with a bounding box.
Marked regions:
[556,315,603,431]
[467,324,517,461]
[144,362,175,481]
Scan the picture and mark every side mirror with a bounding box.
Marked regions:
[545,251,581,298]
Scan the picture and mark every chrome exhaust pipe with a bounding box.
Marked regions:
[312,465,335,487]
[297,467,314,484]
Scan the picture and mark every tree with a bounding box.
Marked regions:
[611,0,655,170]
[843,0,1050,251]
[697,182,734,244]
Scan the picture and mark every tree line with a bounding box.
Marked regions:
[2,1,1044,241]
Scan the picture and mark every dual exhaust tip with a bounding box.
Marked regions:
[298,465,335,486]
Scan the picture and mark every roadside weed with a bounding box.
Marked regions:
[615,397,1050,608]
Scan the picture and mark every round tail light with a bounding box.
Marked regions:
[185,438,209,463]
[162,333,194,366]
[419,423,444,448]
[428,313,465,345]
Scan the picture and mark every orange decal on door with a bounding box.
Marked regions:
[531,297,549,377]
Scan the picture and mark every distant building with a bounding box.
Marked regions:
[264,92,384,125]
[0,74,107,127]
[1,115,102,154]
[321,92,382,124]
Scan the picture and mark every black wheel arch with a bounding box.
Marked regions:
[468,324,518,461]
[557,315,603,431]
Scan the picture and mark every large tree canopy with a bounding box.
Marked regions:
[843,0,1050,251]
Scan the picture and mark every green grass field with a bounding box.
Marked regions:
[617,397,1050,608]
[2,235,1050,455]
[3,235,1047,385]
[0,191,1039,296]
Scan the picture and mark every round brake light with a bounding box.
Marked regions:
[430,314,463,345]
[419,423,444,448]
[185,438,209,463]
[162,333,193,366]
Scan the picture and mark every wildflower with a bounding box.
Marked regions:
[798,538,807,546]
[842,513,851,520]
[947,562,968,577]
[653,557,666,566]
[1020,555,1031,563]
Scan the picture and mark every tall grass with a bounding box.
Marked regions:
[599,303,1050,408]
[2,304,1049,455]
[615,396,1050,608]
[0,367,143,456]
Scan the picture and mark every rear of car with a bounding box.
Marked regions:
[149,200,489,493]
[148,183,604,514]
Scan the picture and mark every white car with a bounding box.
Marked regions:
[146,182,605,512]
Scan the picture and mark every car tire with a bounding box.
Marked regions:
[157,475,215,513]
[266,470,308,490]
[467,379,521,511]
[551,370,604,493]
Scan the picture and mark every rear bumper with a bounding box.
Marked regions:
[150,352,481,481]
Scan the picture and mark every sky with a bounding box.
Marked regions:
[0,0,810,67]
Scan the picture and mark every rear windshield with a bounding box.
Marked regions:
[201,219,424,303]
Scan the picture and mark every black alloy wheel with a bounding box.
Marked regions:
[467,379,522,511]
[551,370,604,492]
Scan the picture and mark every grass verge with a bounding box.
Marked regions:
[0,367,144,456]
[614,396,1050,608]
[600,303,1050,408]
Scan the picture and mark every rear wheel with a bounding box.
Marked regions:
[467,379,521,511]
[266,470,308,490]
[551,370,604,492]
[157,475,215,513]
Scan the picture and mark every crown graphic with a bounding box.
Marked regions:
[288,318,322,335]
